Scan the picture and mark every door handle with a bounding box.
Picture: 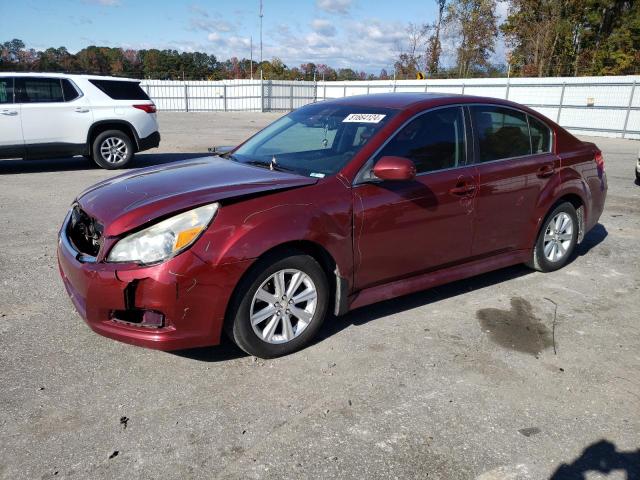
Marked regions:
[0,110,18,116]
[74,107,90,113]
[537,165,555,178]
[449,183,476,196]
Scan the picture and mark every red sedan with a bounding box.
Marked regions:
[58,93,607,358]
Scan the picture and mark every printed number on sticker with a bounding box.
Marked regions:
[342,113,386,123]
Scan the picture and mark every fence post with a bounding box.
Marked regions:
[223,84,227,112]
[557,82,566,123]
[343,84,347,98]
[622,81,636,139]
[505,78,510,100]
[461,83,465,95]
[366,84,370,95]
[290,83,294,110]
[260,79,265,112]
[424,82,428,93]
[184,83,189,112]
[392,82,396,93]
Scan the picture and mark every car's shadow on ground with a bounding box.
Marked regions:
[173,223,609,362]
[0,152,210,174]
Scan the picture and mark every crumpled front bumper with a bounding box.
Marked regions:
[57,220,252,351]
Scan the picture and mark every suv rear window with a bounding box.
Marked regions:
[89,80,149,100]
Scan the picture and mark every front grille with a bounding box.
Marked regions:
[67,206,103,257]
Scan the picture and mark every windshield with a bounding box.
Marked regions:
[231,103,397,177]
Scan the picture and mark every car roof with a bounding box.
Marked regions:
[0,72,140,82]
[319,92,523,111]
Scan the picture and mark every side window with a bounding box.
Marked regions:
[376,107,465,174]
[528,115,552,154]
[15,78,64,103]
[61,79,80,102]
[0,78,13,104]
[471,106,531,162]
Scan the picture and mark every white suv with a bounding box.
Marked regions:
[0,73,160,169]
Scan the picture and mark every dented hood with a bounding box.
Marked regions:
[77,156,318,236]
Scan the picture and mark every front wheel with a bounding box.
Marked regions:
[528,202,579,272]
[92,130,134,169]
[227,253,329,358]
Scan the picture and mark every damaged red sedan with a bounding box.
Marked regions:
[58,93,607,358]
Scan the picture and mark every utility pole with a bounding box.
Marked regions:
[259,0,263,66]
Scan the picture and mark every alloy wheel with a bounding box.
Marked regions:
[99,137,128,164]
[543,212,573,262]
[250,269,318,344]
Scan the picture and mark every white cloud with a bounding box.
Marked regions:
[311,19,337,37]
[316,0,353,15]
[189,18,233,33]
[83,0,120,6]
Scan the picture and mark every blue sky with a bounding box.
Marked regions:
[0,0,506,73]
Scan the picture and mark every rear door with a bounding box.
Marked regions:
[353,106,478,289]
[16,77,93,154]
[469,105,557,256]
[0,77,24,158]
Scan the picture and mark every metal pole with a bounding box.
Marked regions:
[366,84,370,95]
[505,78,510,100]
[461,83,465,95]
[259,0,263,66]
[184,83,189,112]
[557,82,566,123]
[343,84,347,98]
[622,81,636,139]
[223,84,227,112]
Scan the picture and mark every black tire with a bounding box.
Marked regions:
[92,130,134,169]
[528,202,579,272]
[227,252,329,358]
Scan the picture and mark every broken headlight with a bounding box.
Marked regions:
[107,203,219,265]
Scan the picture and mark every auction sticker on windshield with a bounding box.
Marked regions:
[342,113,386,123]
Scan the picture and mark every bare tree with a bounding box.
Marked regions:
[394,22,429,79]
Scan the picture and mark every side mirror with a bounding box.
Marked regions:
[372,156,416,181]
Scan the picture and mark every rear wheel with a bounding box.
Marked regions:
[92,130,134,169]
[528,202,578,272]
[227,252,329,358]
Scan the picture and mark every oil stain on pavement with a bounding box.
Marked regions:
[477,297,553,355]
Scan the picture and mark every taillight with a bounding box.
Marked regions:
[133,104,157,113]
[595,151,605,171]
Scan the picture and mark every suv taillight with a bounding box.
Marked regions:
[133,104,157,113]
[595,151,605,171]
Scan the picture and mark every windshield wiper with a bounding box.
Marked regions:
[243,159,297,174]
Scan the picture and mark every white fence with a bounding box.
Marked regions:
[140,76,640,139]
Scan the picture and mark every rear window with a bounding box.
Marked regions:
[89,79,149,100]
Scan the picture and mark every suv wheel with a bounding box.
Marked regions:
[92,130,134,169]
[227,252,329,358]
[528,202,578,272]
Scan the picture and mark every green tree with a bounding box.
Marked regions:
[445,0,498,77]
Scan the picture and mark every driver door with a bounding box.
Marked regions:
[352,106,478,290]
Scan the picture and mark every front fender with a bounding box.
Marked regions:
[191,179,354,283]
